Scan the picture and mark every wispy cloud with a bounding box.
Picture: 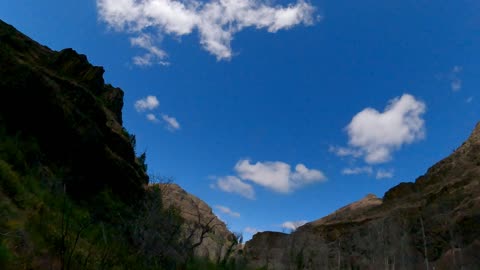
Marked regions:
[281,220,307,231]
[451,80,462,92]
[162,114,181,131]
[333,94,426,164]
[329,146,362,158]
[134,95,160,112]
[214,176,255,199]
[97,0,317,64]
[341,166,373,175]
[134,96,181,131]
[466,97,473,103]
[130,34,170,66]
[450,65,462,91]
[244,227,260,234]
[215,205,240,218]
[376,169,394,179]
[146,113,159,122]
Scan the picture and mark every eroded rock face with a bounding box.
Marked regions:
[0,20,147,201]
[159,183,237,262]
[244,123,480,270]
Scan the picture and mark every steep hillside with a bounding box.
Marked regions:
[0,19,237,269]
[0,19,148,201]
[243,123,480,270]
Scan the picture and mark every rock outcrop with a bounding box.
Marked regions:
[243,124,480,270]
[159,183,237,263]
[0,19,148,201]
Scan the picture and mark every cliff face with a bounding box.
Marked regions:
[159,184,237,262]
[0,19,148,201]
[243,124,480,270]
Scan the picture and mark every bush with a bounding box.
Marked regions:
[0,128,41,173]
[0,160,25,205]
[0,241,12,269]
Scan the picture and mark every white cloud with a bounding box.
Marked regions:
[244,227,260,234]
[130,34,170,66]
[466,97,473,103]
[343,94,426,164]
[234,160,326,193]
[450,66,462,91]
[162,114,181,131]
[215,176,255,199]
[329,146,362,158]
[97,0,316,62]
[134,97,180,131]
[376,169,394,179]
[281,220,307,231]
[342,166,373,175]
[215,205,240,218]
[451,79,462,92]
[134,95,160,112]
[132,54,155,67]
[146,113,159,122]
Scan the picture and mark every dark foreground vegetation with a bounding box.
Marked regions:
[0,118,246,270]
[0,19,242,269]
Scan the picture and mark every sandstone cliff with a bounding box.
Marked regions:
[243,124,480,270]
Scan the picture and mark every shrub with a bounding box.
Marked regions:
[0,160,25,205]
[138,151,147,172]
[0,241,12,269]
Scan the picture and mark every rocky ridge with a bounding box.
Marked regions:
[243,123,480,270]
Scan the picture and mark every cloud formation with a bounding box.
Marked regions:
[215,176,255,199]
[281,220,307,231]
[376,169,394,179]
[162,114,181,131]
[213,160,325,198]
[215,205,240,218]
[234,160,326,193]
[97,0,316,63]
[134,95,160,112]
[342,166,373,175]
[146,113,159,122]
[338,94,426,164]
[130,34,169,66]
[134,96,181,131]
[329,146,362,158]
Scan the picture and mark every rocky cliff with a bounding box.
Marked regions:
[243,124,480,270]
[0,19,148,201]
[159,183,238,263]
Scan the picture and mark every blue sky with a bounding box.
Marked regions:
[2,0,479,239]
